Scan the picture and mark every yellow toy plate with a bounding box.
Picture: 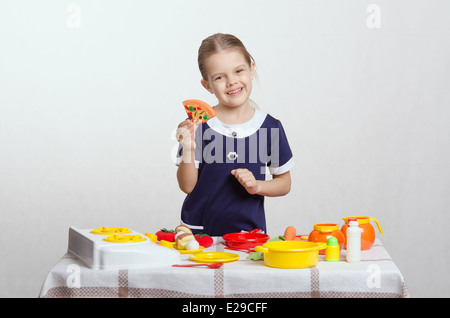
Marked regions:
[177,246,205,254]
[189,252,239,263]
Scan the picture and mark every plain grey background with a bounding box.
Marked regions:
[1,0,449,297]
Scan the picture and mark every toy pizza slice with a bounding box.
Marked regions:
[183,99,216,124]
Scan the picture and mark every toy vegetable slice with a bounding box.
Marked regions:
[183,99,216,124]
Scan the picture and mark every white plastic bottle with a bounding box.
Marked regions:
[346,218,361,263]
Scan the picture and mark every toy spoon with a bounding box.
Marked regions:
[172,263,223,269]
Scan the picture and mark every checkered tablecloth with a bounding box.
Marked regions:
[39,238,408,298]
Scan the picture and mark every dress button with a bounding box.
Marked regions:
[231,131,237,138]
[227,152,238,161]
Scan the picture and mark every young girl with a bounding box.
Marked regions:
[176,33,294,236]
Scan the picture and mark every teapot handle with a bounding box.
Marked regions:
[369,217,384,234]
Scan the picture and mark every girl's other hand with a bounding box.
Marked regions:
[176,119,199,151]
[231,168,260,195]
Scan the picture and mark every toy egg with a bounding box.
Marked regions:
[185,239,200,251]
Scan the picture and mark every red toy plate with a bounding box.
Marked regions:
[223,230,270,249]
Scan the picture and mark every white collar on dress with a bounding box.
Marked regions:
[206,108,267,139]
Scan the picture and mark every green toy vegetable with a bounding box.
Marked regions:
[246,235,286,261]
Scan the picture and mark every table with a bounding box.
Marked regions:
[39,238,408,298]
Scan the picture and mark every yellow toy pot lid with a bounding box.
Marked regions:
[313,223,339,233]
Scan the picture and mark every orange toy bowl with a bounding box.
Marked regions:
[307,223,345,255]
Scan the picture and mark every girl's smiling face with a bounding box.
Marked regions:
[201,49,255,110]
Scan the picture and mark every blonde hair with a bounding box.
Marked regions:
[198,33,259,108]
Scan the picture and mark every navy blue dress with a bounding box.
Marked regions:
[176,109,294,236]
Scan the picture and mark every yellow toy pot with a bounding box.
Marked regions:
[255,241,326,269]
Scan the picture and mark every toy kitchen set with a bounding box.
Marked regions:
[67,216,384,270]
